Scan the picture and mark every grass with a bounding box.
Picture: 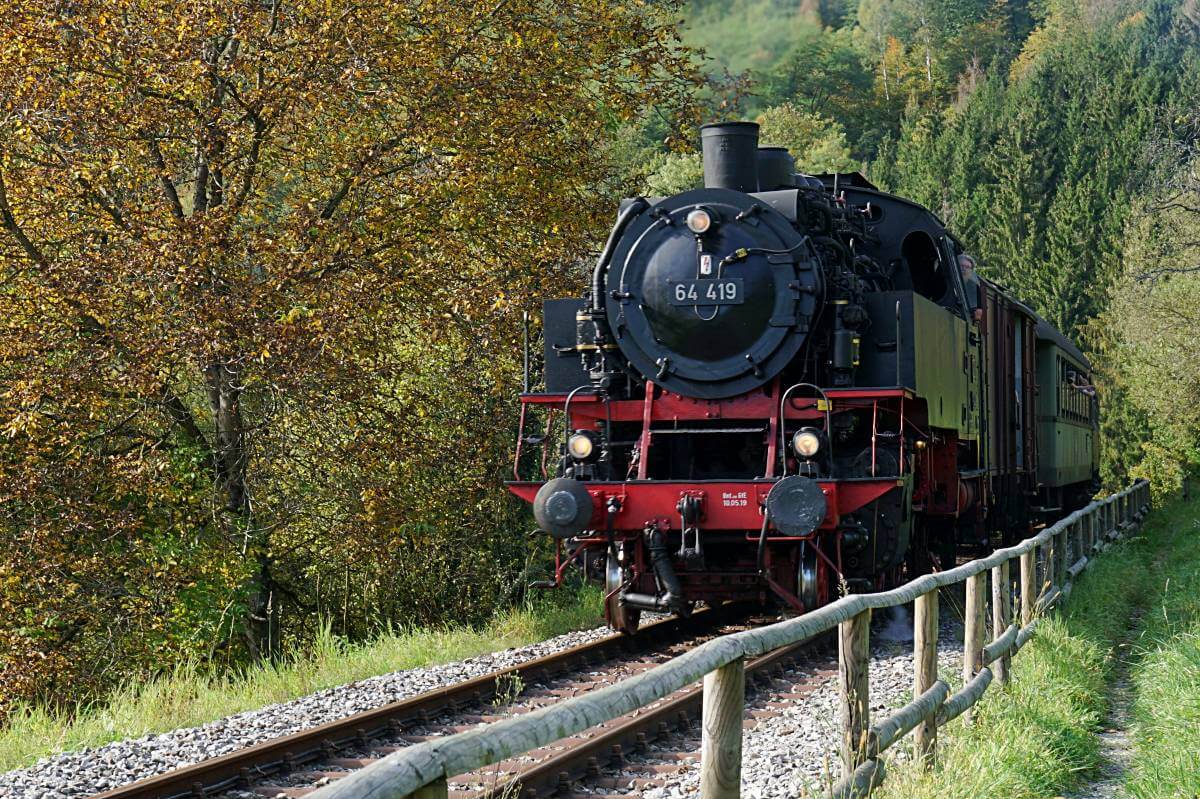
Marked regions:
[0,584,603,772]
[1125,508,1200,798]
[876,497,1200,799]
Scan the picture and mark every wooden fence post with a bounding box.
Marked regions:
[1041,534,1052,591]
[410,778,448,799]
[840,610,871,775]
[1043,532,1054,591]
[1020,548,1036,626]
[1065,520,1074,568]
[991,559,1011,685]
[913,589,938,766]
[1053,527,1066,589]
[701,657,745,799]
[963,572,986,723]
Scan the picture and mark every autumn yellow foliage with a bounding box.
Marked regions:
[0,0,699,713]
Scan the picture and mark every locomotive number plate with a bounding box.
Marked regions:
[668,279,744,306]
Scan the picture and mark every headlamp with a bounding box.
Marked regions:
[686,208,713,234]
[568,430,600,462]
[792,428,822,459]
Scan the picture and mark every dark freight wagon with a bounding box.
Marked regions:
[509,122,1099,633]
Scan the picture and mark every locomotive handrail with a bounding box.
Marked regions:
[310,480,1151,799]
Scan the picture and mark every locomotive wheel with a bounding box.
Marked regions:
[906,519,936,577]
[939,528,958,571]
[605,553,641,635]
[798,544,820,611]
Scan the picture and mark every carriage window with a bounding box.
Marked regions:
[902,231,950,304]
[1058,358,1093,423]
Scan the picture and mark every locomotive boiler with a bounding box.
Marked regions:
[508,122,1099,632]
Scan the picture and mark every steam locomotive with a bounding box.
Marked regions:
[508,122,1098,633]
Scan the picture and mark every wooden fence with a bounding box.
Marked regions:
[310,480,1151,799]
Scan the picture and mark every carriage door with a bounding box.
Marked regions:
[1014,323,1024,467]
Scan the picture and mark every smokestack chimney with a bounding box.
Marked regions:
[700,121,760,193]
[756,147,796,191]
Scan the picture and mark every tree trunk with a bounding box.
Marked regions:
[205,360,278,660]
[248,551,279,660]
[205,361,248,510]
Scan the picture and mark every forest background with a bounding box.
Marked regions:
[1,0,1198,720]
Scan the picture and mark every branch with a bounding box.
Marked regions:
[230,116,267,213]
[1148,199,1200,215]
[158,384,212,455]
[318,135,407,220]
[193,147,210,214]
[1136,264,1200,282]
[147,137,185,220]
[74,173,130,232]
[0,166,210,461]
[286,239,402,284]
[25,127,134,234]
[99,435,177,458]
[0,167,48,266]
[267,574,316,613]
[65,62,199,118]
[81,409,145,444]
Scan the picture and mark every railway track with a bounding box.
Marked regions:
[91,606,833,799]
[469,635,838,799]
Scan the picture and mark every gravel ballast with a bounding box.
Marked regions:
[0,626,613,799]
[1,603,971,799]
[636,604,967,799]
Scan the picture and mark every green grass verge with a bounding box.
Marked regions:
[1125,506,1200,798]
[877,500,1192,799]
[0,585,603,772]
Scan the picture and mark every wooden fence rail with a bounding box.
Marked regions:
[309,481,1151,799]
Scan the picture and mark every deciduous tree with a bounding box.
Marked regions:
[0,0,698,710]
